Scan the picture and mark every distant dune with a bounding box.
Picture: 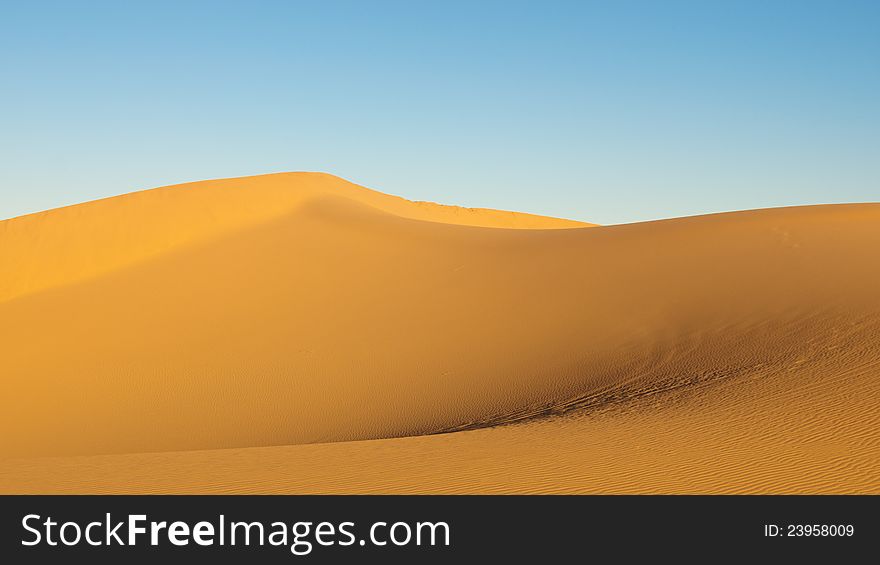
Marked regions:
[1,173,878,493]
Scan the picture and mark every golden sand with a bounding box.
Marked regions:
[1,173,877,493]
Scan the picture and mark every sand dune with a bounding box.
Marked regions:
[1,173,878,493]
[0,173,587,305]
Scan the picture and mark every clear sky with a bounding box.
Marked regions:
[2,0,878,225]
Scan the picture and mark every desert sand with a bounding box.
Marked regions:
[1,172,878,493]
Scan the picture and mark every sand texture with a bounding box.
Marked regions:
[1,173,878,493]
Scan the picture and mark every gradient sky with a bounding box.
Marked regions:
[2,0,878,225]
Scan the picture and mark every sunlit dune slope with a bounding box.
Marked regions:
[0,173,878,493]
[0,172,588,305]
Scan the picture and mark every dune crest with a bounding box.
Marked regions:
[0,172,589,305]
[1,174,878,493]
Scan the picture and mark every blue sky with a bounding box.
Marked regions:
[2,0,878,224]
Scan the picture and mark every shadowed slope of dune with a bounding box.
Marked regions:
[0,173,878,493]
[4,329,878,493]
